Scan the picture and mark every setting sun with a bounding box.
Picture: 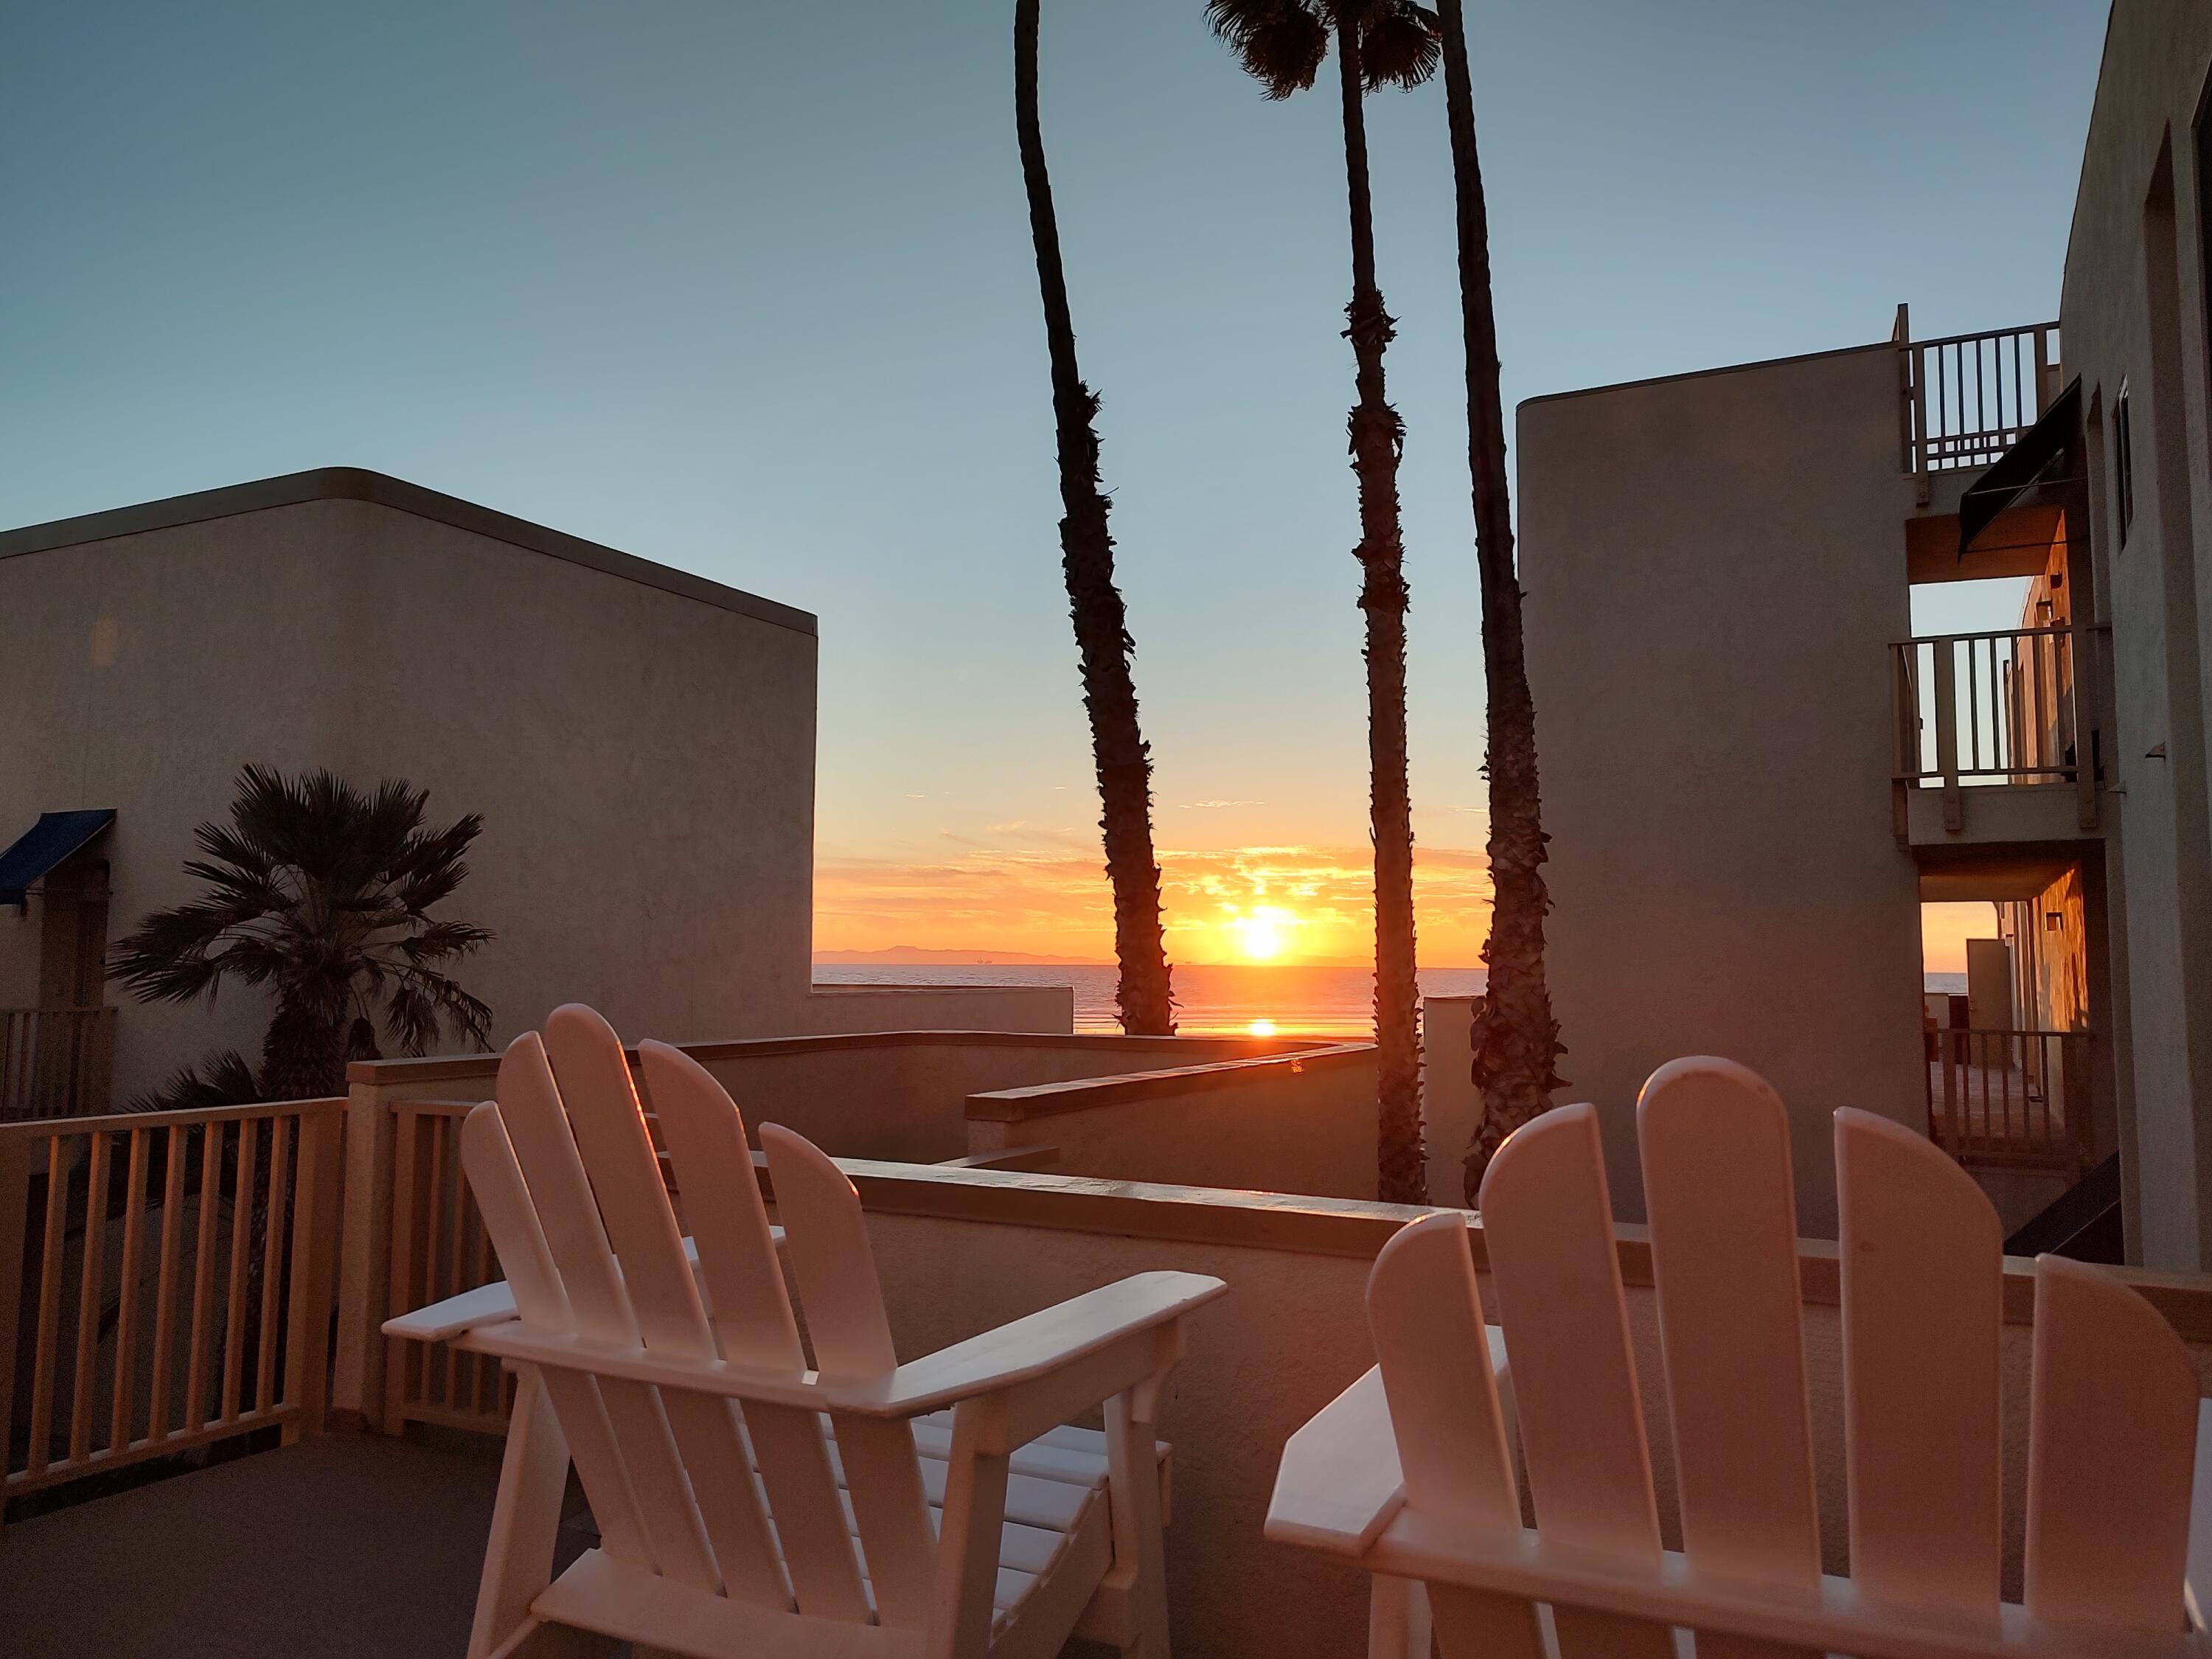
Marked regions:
[1231,905,1298,961]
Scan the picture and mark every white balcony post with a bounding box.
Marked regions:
[1932,639,1962,831]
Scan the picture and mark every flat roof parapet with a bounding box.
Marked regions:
[0,466,815,636]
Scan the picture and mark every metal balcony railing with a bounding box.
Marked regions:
[0,1006,116,1122]
[1896,314,2062,476]
[1889,625,2101,832]
[1926,1026,2090,1176]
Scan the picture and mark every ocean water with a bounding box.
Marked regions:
[815,962,1976,1036]
[814,962,1484,1035]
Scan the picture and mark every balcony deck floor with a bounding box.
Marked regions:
[0,1432,591,1658]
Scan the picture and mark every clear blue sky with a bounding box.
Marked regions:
[1,1,2110,960]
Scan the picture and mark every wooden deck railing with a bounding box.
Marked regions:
[1890,625,2097,830]
[0,1096,343,1516]
[1927,1027,2090,1176]
[1898,318,2061,476]
[382,1099,510,1435]
[0,1007,116,1121]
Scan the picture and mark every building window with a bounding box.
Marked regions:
[2115,380,2135,545]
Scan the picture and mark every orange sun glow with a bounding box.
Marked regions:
[1231,905,1297,961]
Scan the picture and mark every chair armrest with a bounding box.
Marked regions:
[1268,1365,1405,1554]
[382,1231,778,1343]
[1266,1326,1512,1557]
[2185,1399,2212,1633]
[443,1268,1225,1426]
[883,1270,1226,1418]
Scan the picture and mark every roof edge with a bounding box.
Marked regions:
[0,467,816,638]
[1517,336,1893,415]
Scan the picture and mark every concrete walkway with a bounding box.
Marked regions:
[0,1433,583,1658]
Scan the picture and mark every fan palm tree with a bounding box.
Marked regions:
[1436,0,1563,1201]
[110,765,495,1102]
[1015,0,1177,1036]
[1207,0,1438,1203]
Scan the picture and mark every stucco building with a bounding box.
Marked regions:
[1517,0,2212,1265]
[0,469,1057,1110]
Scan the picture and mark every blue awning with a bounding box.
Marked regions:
[0,810,116,905]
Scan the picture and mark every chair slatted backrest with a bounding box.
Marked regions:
[638,1036,879,1624]
[1474,1102,1671,1659]
[1638,1060,1823,1659]
[1835,1104,2003,1615]
[461,1007,945,1633]
[1368,1057,2205,1659]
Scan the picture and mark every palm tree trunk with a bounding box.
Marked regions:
[1335,18,1424,1206]
[1438,0,1563,1204]
[1014,0,1176,1036]
[258,992,347,1102]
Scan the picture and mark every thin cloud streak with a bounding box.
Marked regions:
[815,841,1495,965]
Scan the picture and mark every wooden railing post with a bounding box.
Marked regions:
[1932,637,1962,830]
[330,1071,399,1432]
[2072,627,2100,830]
[282,1105,345,1443]
[1894,302,1917,479]
[85,1008,116,1115]
[1911,342,1932,503]
[0,1135,34,1530]
[382,1107,428,1435]
[1891,644,1916,841]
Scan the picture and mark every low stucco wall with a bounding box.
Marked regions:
[794,982,1074,1037]
[967,1043,1380,1200]
[1421,995,1481,1206]
[686,1032,1308,1164]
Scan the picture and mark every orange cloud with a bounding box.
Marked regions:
[814,842,1495,967]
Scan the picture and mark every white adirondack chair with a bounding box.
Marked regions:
[1270,1055,2212,1659]
[383,1004,1225,1659]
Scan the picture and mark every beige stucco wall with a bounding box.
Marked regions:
[792,983,1072,1038]
[2056,0,2212,1268]
[967,1046,1380,1200]
[1517,344,1927,1237]
[1419,993,1481,1206]
[0,481,831,1103]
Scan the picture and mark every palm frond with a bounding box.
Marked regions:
[397,919,497,963]
[129,1048,262,1113]
[118,765,495,1063]
[383,967,494,1057]
[1206,0,1329,97]
[1358,0,1440,88]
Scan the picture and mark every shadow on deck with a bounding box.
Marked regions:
[0,1433,589,1658]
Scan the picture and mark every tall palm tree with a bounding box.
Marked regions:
[1207,0,1439,1203]
[1437,0,1563,1200]
[1015,0,1177,1035]
[111,765,495,1102]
